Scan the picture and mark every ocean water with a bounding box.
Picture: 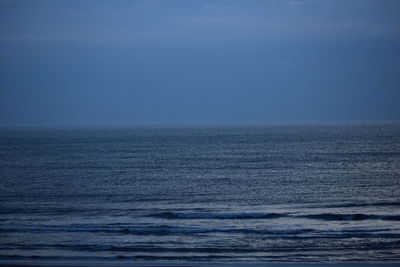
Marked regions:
[0,124,400,263]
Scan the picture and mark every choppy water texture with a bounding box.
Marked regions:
[1,124,400,263]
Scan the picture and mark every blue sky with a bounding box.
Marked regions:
[1,0,400,126]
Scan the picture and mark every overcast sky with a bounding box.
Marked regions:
[1,0,400,126]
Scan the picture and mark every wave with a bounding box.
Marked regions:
[0,223,314,236]
[300,213,400,221]
[0,254,234,261]
[6,240,400,254]
[147,212,288,220]
[0,224,199,235]
[322,201,400,208]
[0,207,140,215]
[3,223,400,240]
[147,211,400,222]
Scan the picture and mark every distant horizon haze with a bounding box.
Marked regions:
[1,120,400,130]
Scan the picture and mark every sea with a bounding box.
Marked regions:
[0,123,400,263]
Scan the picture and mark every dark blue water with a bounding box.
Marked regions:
[1,124,400,263]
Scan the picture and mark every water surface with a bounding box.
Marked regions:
[1,124,400,262]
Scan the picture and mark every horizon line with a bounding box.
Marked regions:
[0,120,399,130]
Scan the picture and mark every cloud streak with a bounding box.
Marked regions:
[1,0,400,44]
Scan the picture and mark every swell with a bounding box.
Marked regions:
[0,224,314,236]
[322,201,400,208]
[0,208,140,215]
[1,224,400,239]
[147,212,288,219]
[299,213,400,221]
[147,211,400,221]
[3,240,400,253]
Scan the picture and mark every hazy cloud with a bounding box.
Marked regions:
[0,0,399,126]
